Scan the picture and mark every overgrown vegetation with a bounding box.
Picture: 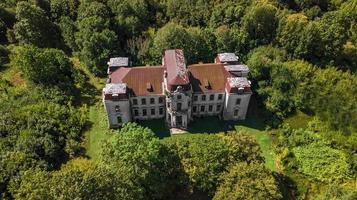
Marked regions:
[1,0,357,199]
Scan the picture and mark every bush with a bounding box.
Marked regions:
[292,143,351,182]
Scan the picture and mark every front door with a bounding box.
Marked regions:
[176,116,182,127]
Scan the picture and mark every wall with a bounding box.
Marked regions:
[130,95,166,120]
[223,91,251,120]
[103,99,131,128]
[192,93,225,117]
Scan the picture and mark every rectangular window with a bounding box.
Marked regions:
[134,109,139,116]
[177,103,182,111]
[115,105,120,112]
[159,97,164,104]
[234,109,239,116]
[151,108,155,115]
[142,109,147,116]
[133,99,138,105]
[216,105,221,111]
[150,98,155,104]
[159,107,164,115]
[209,94,214,101]
[236,98,241,105]
[117,116,122,124]
[201,95,206,101]
[167,102,171,108]
[193,106,197,113]
[141,98,146,105]
[218,94,223,100]
[208,105,213,112]
[177,95,182,100]
[200,106,205,112]
[193,95,198,101]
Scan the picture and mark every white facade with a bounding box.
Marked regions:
[103,51,252,129]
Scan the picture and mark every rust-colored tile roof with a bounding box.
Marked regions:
[110,66,164,96]
[164,49,190,86]
[188,63,232,93]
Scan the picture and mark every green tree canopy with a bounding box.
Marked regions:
[213,162,282,200]
[13,1,59,47]
[10,45,75,90]
[100,123,184,199]
[292,143,351,181]
[163,131,264,196]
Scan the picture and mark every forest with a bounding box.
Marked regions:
[0,0,357,199]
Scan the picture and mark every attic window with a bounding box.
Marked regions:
[146,82,153,92]
[203,79,211,89]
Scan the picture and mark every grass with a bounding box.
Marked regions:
[84,103,114,160]
[71,57,114,160]
[234,117,277,171]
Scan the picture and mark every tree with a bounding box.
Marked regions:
[75,1,118,76]
[166,0,212,26]
[277,13,309,58]
[213,162,282,200]
[50,0,79,21]
[100,123,184,199]
[209,1,248,28]
[292,143,351,181]
[163,132,264,196]
[240,3,279,48]
[151,23,216,64]
[13,2,59,47]
[10,45,75,89]
[11,158,141,200]
[58,16,78,52]
[222,131,265,164]
[107,0,160,38]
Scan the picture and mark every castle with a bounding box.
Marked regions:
[102,49,252,129]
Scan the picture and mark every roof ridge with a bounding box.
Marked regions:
[130,65,164,69]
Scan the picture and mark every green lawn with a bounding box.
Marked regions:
[234,117,277,171]
[84,103,114,160]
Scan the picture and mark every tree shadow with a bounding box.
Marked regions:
[187,116,233,134]
[138,119,171,138]
[72,68,103,106]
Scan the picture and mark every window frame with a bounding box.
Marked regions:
[141,98,146,105]
[133,99,138,105]
[201,95,206,101]
[236,98,241,105]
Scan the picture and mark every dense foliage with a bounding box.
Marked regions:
[1,0,357,199]
[213,162,282,200]
[160,131,265,197]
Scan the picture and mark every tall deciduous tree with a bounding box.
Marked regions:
[75,1,118,76]
[13,2,59,47]
[240,3,279,48]
[100,123,184,200]
[10,45,74,89]
[213,162,282,200]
